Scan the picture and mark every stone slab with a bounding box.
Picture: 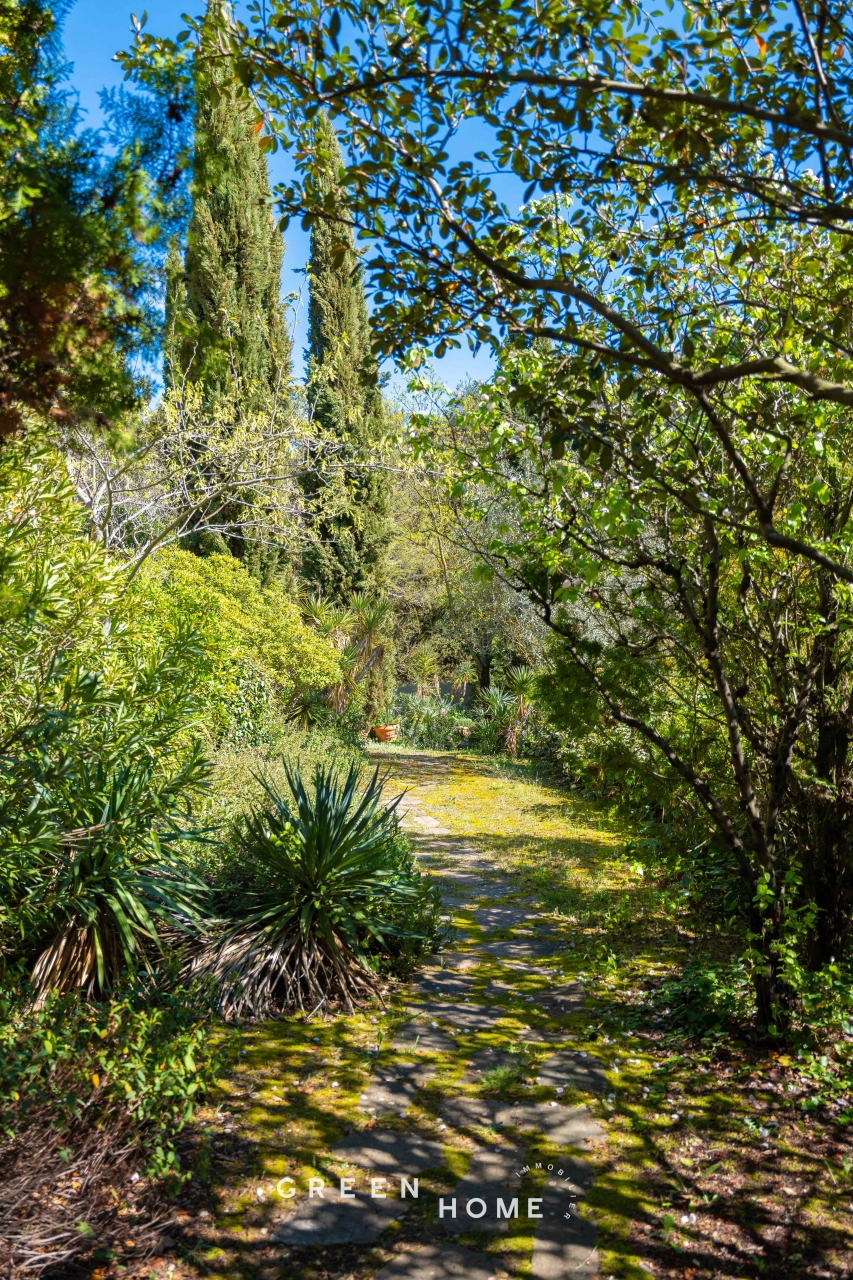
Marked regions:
[392,1021,457,1054]
[272,1192,409,1245]
[511,1026,564,1044]
[426,952,481,972]
[358,1076,416,1114]
[532,1205,599,1279]
[415,971,476,998]
[494,1103,605,1147]
[430,873,509,896]
[331,1130,447,1174]
[374,1243,499,1280]
[471,905,539,929]
[393,1059,437,1085]
[544,981,586,1012]
[437,1095,502,1129]
[542,1159,596,1198]
[464,1047,527,1081]
[358,1062,435,1114]
[484,979,519,999]
[477,938,562,961]
[537,1050,607,1094]
[437,1146,524,1233]
[406,1000,505,1030]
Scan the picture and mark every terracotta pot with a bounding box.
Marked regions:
[373,724,399,742]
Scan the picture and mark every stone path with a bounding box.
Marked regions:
[271,769,610,1277]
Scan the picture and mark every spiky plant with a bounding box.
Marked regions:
[192,764,429,1019]
[409,642,440,698]
[504,665,537,756]
[450,658,478,702]
[22,752,208,1003]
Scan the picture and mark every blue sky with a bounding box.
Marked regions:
[62,0,495,390]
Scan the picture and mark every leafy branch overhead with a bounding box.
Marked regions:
[123,0,853,581]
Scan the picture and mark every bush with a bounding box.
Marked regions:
[0,433,212,992]
[0,975,228,1274]
[0,976,224,1176]
[192,763,440,1018]
[396,692,474,749]
[133,547,342,744]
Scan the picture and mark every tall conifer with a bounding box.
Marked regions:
[166,64,289,408]
[165,21,291,581]
[301,114,390,603]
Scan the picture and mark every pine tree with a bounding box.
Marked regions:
[301,114,390,604]
[165,34,291,582]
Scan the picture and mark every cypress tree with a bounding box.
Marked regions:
[165,32,291,581]
[166,62,290,408]
[301,114,390,603]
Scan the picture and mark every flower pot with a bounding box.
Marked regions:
[373,724,399,742]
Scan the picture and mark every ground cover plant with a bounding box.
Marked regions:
[0,976,227,1276]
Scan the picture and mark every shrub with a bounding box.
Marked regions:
[0,433,211,992]
[0,977,223,1174]
[396,691,474,749]
[192,764,440,1018]
[0,976,227,1274]
[133,548,342,743]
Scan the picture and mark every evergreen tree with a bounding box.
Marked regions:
[166,63,289,409]
[165,32,291,582]
[301,114,390,603]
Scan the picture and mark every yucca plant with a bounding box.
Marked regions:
[22,759,207,1002]
[450,658,478,702]
[504,666,537,757]
[1,598,210,1002]
[192,764,432,1019]
[409,642,440,697]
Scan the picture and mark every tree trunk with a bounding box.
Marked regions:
[474,652,491,691]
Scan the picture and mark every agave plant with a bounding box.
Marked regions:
[192,764,428,1019]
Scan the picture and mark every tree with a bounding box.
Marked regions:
[165,24,292,581]
[299,114,390,603]
[166,27,289,412]
[62,379,322,578]
[125,0,853,585]
[0,0,147,437]
[412,266,853,1031]
[126,0,853,1032]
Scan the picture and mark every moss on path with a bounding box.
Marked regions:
[157,749,853,1280]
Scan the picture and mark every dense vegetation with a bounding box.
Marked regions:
[7,0,853,1269]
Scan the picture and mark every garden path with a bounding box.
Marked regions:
[173,749,853,1280]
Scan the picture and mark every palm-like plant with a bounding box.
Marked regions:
[477,685,515,719]
[302,594,354,649]
[504,665,537,756]
[450,658,478,703]
[409,641,440,698]
[1,633,210,1002]
[192,764,428,1019]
